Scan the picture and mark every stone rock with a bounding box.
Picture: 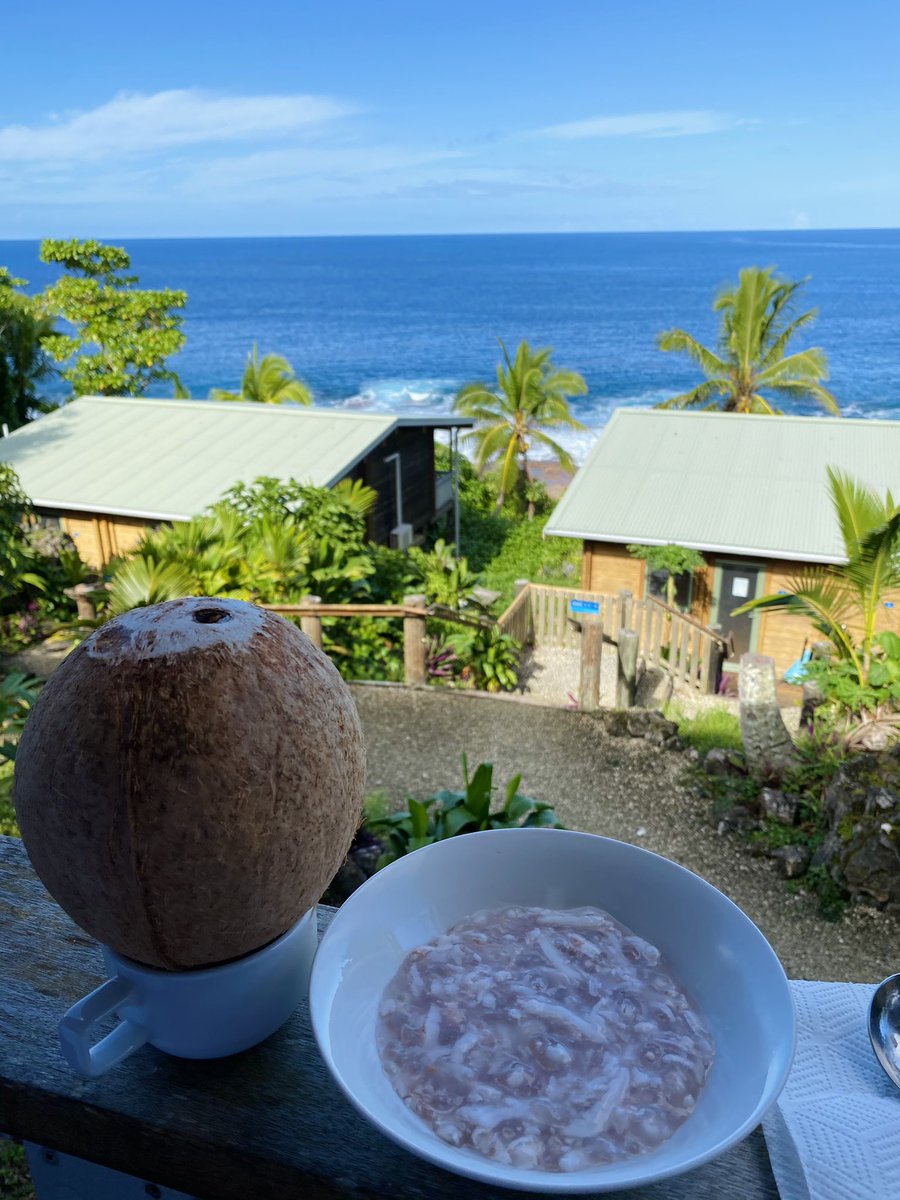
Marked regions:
[684,747,701,764]
[716,805,761,836]
[759,787,799,826]
[598,709,678,744]
[812,747,900,911]
[770,845,810,878]
[704,747,745,777]
[634,666,673,710]
[739,653,799,781]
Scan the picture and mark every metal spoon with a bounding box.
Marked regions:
[869,974,900,1090]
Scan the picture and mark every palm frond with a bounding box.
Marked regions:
[759,309,818,368]
[657,329,730,378]
[827,467,890,561]
[734,569,859,662]
[655,380,727,410]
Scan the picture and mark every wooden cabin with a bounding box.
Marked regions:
[0,397,472,568]
[545,409,900,676]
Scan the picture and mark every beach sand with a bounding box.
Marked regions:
[531,459,572,499]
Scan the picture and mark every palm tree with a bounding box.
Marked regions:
[656,266,840,415]
[454,340,587,516]
[209,344,312,405]
[734,468,900,682]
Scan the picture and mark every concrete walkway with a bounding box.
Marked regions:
[351,683,895,984]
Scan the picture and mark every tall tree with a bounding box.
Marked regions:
[454,339,587,516]
[38,239,187,396]
[656,266,840,415]
[209,344,312,405]
[0,268,55,430]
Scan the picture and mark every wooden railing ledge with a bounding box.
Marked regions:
[0,835,779,1199]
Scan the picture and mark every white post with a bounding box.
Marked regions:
[452,426,461,557]
[383,452,403,527]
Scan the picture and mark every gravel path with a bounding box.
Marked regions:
[351,683,897,984]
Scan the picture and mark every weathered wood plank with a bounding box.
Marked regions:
[691,627,703,691]
[668,613,679,676]
[0,838,779,1199]
[699,632,713,694]
[678,621,691,682]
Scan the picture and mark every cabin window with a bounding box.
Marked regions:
[647,567,693,612]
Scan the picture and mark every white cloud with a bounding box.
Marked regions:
[0,89,352,163]
[181,144,464,196]
[534,110,753,140]
[790,210,812,229]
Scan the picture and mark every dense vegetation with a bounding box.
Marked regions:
[0,450,582,704]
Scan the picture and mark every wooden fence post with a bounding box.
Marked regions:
[618,590,633,631]
[300,595,323,650]
[515,578,533,645]
[616,628,639,707]
[403,593,427,685]
[579,616,603,711]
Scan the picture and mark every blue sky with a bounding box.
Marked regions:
[2,1,897,237]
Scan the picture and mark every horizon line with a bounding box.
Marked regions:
[2,226,900,244]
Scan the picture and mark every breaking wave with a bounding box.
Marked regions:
[314,380,676,466]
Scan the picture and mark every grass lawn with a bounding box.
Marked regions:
[667,705,743,755]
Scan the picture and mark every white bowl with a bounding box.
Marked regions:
[310,828,795,1193]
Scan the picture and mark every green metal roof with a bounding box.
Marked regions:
[545,409,900,564]
[0,397,469,522]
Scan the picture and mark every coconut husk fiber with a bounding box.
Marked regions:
[13,597,366,969]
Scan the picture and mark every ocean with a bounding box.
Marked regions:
[3,230,899,464]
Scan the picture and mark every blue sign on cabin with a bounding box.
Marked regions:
[570,599,600,614]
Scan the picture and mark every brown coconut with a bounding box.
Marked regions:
[13,597,366,969]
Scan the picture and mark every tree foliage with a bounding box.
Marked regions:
[0,268,55,430]
[454,339,586,515]
[38,238,187,396]
[627,543,706,607]
[209,343,312,405]
[656,266,840,415]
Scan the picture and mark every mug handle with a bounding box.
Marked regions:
[59,977,148,1077]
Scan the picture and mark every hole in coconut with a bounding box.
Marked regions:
[192,607,231,625]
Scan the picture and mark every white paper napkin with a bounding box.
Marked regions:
[762,980,900,1200]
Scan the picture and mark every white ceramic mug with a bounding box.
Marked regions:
[59,907,318,1077]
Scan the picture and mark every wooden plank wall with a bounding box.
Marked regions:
[57,512,150,570]
[351,427,436,543]
[582,541,646,595]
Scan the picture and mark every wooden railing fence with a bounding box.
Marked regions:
[498,583,727,694]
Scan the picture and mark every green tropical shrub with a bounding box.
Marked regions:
[0,672,41,761]
[370,756,564,865]
[450,625,521,692]
[410,538,482,609]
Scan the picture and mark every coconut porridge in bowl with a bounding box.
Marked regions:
[310,829,795,1193]
[376,905,714,1172]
